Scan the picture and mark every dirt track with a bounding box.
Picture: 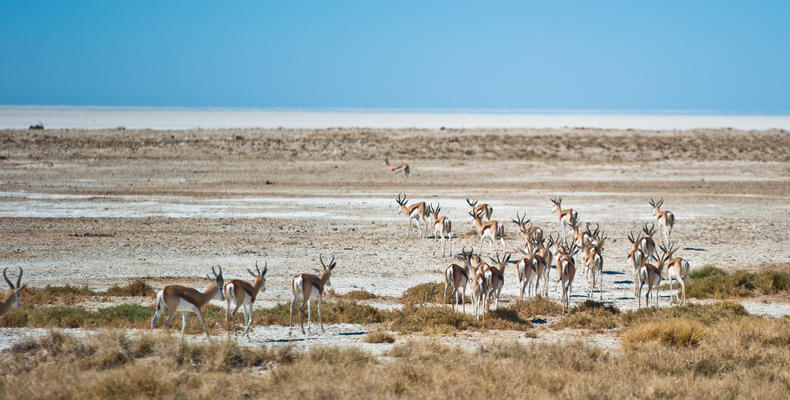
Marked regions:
[1,127,789,345]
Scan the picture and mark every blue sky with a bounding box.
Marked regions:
[1,1,789,113]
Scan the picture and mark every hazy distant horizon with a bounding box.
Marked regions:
[2,105,790,131]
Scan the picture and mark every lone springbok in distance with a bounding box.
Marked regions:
[427,203,453,257]
[0,267,26,318]
[638,253,662,309]
[649,198,675,244]
[584,232,606,300]
[516,247,539,301]
[557,240,579,312]
[658,242,691,305]
[395,193,428,238]
[151,266,225,339]
[469,210,505,255]
[290,254,336,335]
[627,231,646,298]
[551,198,578,240]
[512,212,543,253]
[640,223,657,259]
[224,260,267,339]
[466,198,493,221]
[444,247,472,312]
[384,157,410,179]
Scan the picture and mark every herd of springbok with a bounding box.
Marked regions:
[395,193,691,320]
[0,188,691,340]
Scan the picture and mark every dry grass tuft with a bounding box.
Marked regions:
[21,280,156,305]
[363,330,396,344]
[104,279,156,297]
[686,265,790,299]
[389,304,530,334]
[622,318,707,347]
[551,300,620,332]
[328,289,378,301]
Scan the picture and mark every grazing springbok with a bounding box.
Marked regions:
[512,212,543,253]
[485,253,510,311]
[224,260,268,339]
[427,203,453,257]
[584,232,606,300]
[649,198,675,244]
[551,198,578,240]
[516,247,539,300]
[627,231,646,298]
[0,267,26,318]
[444,248,471,312]
[395,193,428,238]
[658,242,691,305]
[151,266,225,339]
[384,157,410,179]
[638,254,662,309]
[466,198,493,221]
[469,210,505,255]
[557,240,579,312]
[290,254,337,335]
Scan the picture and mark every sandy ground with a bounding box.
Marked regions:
[1,127,789,349]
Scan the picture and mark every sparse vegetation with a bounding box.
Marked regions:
[329,289,379,301]
[552,300,620,331]
[21,280,156,305]
[686,265,790,299]
[363,330,395,343]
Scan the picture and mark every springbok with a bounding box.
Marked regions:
[395,193,428,238]
[224,261,268,339]
[444,247,471,312]
[466,198,493,221]
[638,253,662,309]
[557,240,579,312]
[584,232,606,300]
[640,223,657,259]
[516,247,539,300]
[151,266,225,339]
[512,212,543,253]
[384,157,410,178]
[290,254,337,335]
[0,267,25,318]
[469,269,488,321]
[551,198,578,240]
[485,253,510,311]
[469,210,505,255]
[658,242,691,305]
[649,198,675,244]
[535,233,557,297]
[627,231,646,298]
[427,203,453,257]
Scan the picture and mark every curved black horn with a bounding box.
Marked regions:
[15,267,22,289]
[3,268,13,289]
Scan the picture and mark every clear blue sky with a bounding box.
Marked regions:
[1,1,789,113]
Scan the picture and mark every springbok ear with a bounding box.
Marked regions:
[261,264,268,276]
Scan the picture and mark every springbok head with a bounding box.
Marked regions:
[247,260,268,292]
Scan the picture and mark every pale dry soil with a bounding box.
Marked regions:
[1,127,789,349]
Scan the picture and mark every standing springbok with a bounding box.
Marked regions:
[551,198,578,240]
[427,203,453,257]
[444,247,472,312]
[224,260,268,339]
[151,266,225,339]
[384,157,410,179]
[658,242,691,305]
[485,253,510,311]
[466,198,493,221]
[469,269,488,321]
[516,247,539,300]
[469,210,505,255]
[639,254,662,309]
[512,212,543,253]
[584,233,606,300]
[649,198,675,244]
[290,254,337,335]
[640,223,657,259]
[627,231,646,298]
[0,268,25,318]
[395,193,428,238]
[557,240,579,312]
[535,233,557,297]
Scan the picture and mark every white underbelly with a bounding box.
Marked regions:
[174,299,200,314]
